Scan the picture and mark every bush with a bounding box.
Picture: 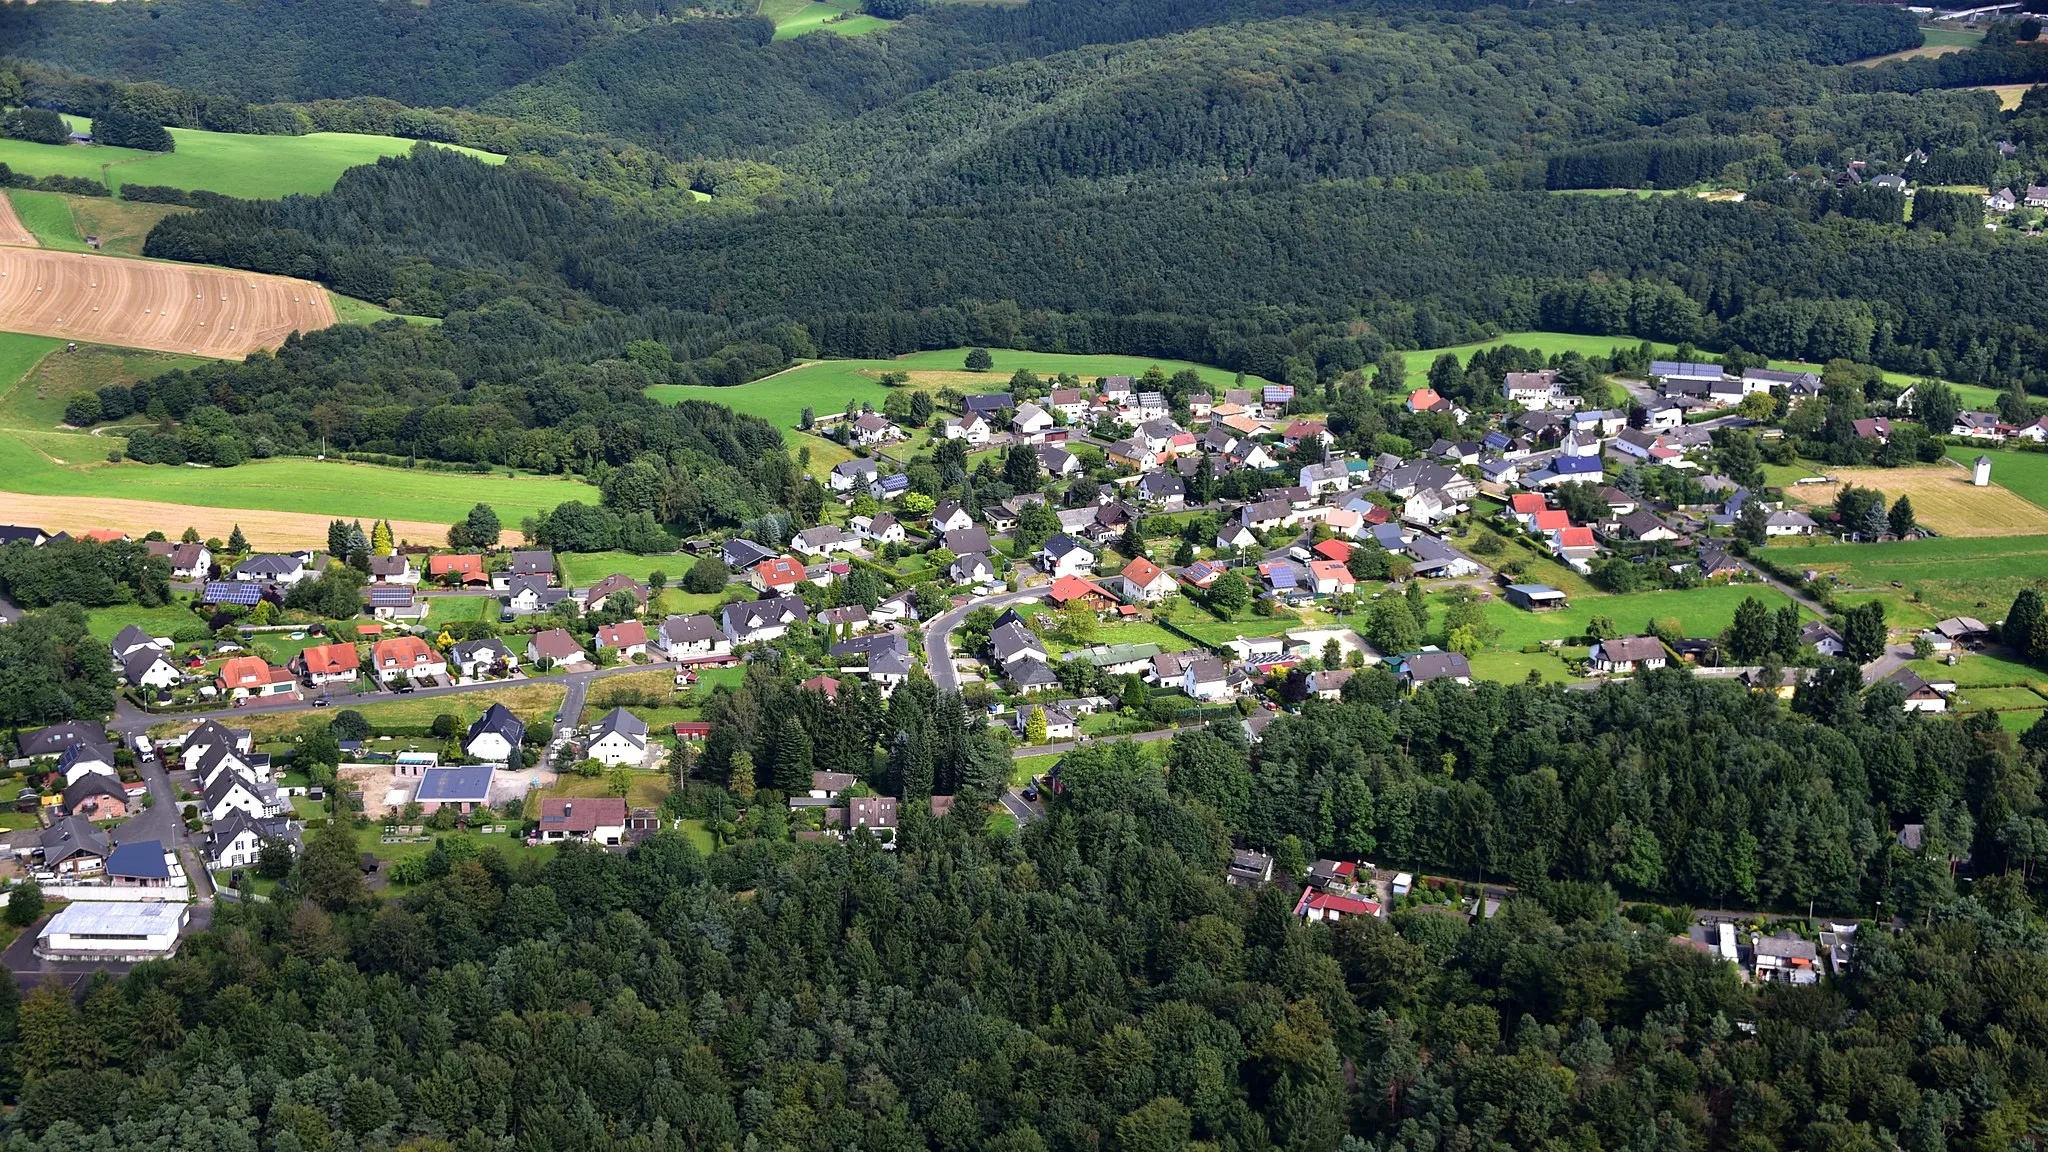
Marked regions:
[329,709,372,742]
[4,880,44,928]
[430,713,459,739]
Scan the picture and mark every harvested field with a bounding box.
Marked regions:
[0,248,334,357]
[0,194,37,248]
[1785,463,2048,537]
[0,492,516,550]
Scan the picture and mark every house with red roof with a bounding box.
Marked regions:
[1530,509,1572,534]
[538,796,629,845]
[1047,574,1119,610]
[1550,525,1600,567]
[290,641,360,686]
[215,656,298,700]
[1407,388,1451,414]
[372,635,446,683]
[596,620,649,658]
[428,554,488,586]
[1311,538,1352,564]
[1308,559,1354,596]
[1295,889,1382,923]
[750,556,808,593]
[1118,558,1175,603]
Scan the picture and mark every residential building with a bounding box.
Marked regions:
[466,704,526,762]
[1182,657,1231,701]
[1589,635,1667,674]
[582,573,646,614]
[527,628,589,668]
[1397,651,1472,687]
[232,554,309,585]
[587,707,650,767]
[205,811,298,871]
[428,554,487,586]
[62,773,130,820]
[659,613,731,662]
[216,655,298,700]
[1038,533,1095,578]
[539,797,630,844]
[1120,557,1175,602]
[1502,369,1567,409]
[848,795,898,833]
[1295,889,1382,923]
[723,596,809,644]
[750,556,808,594]
[367,554,418,585]
[292,641,361,686]
[122,646,180,690]
[373,636,446,683]
[596,619,650,658]
[448,637,517,679]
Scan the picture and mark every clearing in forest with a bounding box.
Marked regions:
[0,247,335,357]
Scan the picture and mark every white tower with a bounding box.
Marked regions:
[1974,455,1992,487]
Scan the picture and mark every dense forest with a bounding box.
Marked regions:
[3,672,2047,1149]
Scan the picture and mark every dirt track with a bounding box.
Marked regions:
[0,195,38,248]
[0,493,520,550]
[0,248,334,357]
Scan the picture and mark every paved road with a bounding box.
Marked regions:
[923,587,1047,695]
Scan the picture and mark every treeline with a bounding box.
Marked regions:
[1173,669,2044,916]
[143,145,2048,395]
[0,538,170,610]
[1544,138,1762,190]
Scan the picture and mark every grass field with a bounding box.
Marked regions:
[1478,584,1808,650]
[1783,462,2048,538]
[5,190,190,258]
[4,343,208,429]
[1948,448,2048,510]
[650,349,1273,427]
[327,292,439,327]
[85,603,201,642]
[1849,26,1983,67]
[759,0,892,37]
[1967,84,2036,111]
[0,119,503,199]
[1776,534,2048,620]
[559,550,689,586]
[152,682,568,742]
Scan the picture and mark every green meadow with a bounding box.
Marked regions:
[1948,447,2048,509]
[759,0,892,38]
[0,118,502,200]
[1768,534,2048,624]
[650,348,1274,427]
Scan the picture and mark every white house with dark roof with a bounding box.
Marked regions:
[588,707,651,767]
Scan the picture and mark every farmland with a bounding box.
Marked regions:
[0,119,503,200]
[1766,535,2048,621]
[649,349,1273,427]
[1783,461,2048,538]
[0,246,335,357]
[2,342,207,428]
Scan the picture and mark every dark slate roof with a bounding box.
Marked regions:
[416,765,495,802]
[467,703,526,747]
[106,839,170,880]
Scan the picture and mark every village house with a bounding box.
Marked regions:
[855,513,906,545]
[539,796,630,845]
[582,574,647,614]
[1397,651,1472,688]
[1589,635,1668,674]
[1120,557,1175,602]
[122,646,181,691]
[723,596,809,645]
[503,573,568,615]
[491,551,555,589]
[526,628,590,669]
[62,773,131,821]
[216,655,298,701]
[367,554,418,585]
[1038,533,1096,578]
[373,636,447,683]
[596,619,650,658]
[414,765,494,815]
[950,552,995,584]
[750,556,808,594]
[292,641,361,687]
[465,704,526,762]
[232,554,311,586]
[1502,369,1568,409]
[830,458,880,493]
[448,637,517,679]
[428,554,488,586]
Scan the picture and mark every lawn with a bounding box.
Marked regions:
[1400,332,1676,381]
[422,596,493,627]
[1171,611,1318,646]
[1947,448,2048,511]
[558,550,689,586]
[356,824,557,878]
[1951,685,2048,713]
[650,348,1272,428]
[1012,751,1062,786]
[1770,534,2048,620]
[85,603,201,642]
[759,0,892,37]
[1466,650,1589,684]
[1908,653,2046,689]
[2001,709,2046,736]
[544,767,671,810]
[0,119,503,199]
[1479,584,1810,651]
[649,588,732,617]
